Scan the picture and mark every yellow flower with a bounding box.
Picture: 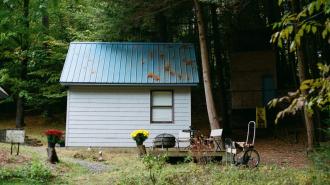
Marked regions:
[130,129,149,139]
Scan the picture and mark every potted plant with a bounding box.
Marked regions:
[44,129,64,163]
[130,129,149,157]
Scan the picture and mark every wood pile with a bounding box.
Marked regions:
[24,136,43,146]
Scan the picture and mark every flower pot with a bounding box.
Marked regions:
[137,144,146,157]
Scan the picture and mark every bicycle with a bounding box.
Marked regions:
[225,121,260,168]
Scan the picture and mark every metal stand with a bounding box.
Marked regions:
[10,142,20,155]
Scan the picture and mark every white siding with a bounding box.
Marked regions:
[66,86,191,147]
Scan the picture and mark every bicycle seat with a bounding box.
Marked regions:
[235,142,254,148]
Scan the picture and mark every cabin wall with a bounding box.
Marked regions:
[230,50,277,109]
[66,86,191,147]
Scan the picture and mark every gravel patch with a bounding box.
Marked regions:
[65,158,110,173]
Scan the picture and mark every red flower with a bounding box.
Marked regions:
[44,129,64,136]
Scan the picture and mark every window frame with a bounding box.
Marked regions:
[150,90,174,124]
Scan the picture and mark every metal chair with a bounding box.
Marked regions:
[177,131,191,150]
[206,129,223,151]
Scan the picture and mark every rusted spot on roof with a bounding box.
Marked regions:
[164,63,171,72]
[148,51,153,59]
[159,53,165,60]
[147,72,160,81]
[164,63,177,76]
[183,59,193,65]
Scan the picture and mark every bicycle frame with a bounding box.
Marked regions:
[246,121,256,147]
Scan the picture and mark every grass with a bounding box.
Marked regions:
[0,116,329,184]
[2,143,328,185]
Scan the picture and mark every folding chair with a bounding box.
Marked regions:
[206,129,223,151]
[177,131,191,150]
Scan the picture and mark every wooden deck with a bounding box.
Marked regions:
[149,148,224,158]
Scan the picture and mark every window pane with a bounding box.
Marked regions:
[152,91,172,106]
[152,108,172,122]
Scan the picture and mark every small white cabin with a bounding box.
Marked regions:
[60,42,199,147]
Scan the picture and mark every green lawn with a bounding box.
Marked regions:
[0,143,329,185]
[0,116,329,185]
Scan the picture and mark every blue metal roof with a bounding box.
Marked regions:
[60,42,199,85]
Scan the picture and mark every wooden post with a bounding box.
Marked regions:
[47,147,59,163]
[137,145,147,157]
[47,146,59,163]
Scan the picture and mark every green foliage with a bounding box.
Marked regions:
[112,163,328,185]
[311,140,330,172]
[0,0,110,115]
[0,160,52,183]
[271,0,330,51]
[142,154,168,185]
[269,63,330,123]
[310,116,330,183]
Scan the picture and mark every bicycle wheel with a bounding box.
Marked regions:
[243,148,260,167]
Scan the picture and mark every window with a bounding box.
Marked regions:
[151,91,173,123]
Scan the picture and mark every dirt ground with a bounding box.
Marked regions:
[0,148,31,168]
[255,138,308,168]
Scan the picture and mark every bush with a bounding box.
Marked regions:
[311,117,330,184]
[109,163,323,185]
[0,160,52,183]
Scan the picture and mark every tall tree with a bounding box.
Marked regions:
[210,4,229,130]
[193,0,221,129]
[270,0,330,151]
[15,0,30,128]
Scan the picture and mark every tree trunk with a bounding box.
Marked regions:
[193,0,221,129]
[16,97,24,128]
[210,5,229,132]
[296,46,314,152]
[16,0,30,128]
[41,0,49,35]
[137,144,147,157]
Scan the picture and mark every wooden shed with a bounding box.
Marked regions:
[60,42,199,147]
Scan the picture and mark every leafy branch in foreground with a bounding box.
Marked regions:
[271,0,330,51]
[269,63,330,123]
[142,154,168,185]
